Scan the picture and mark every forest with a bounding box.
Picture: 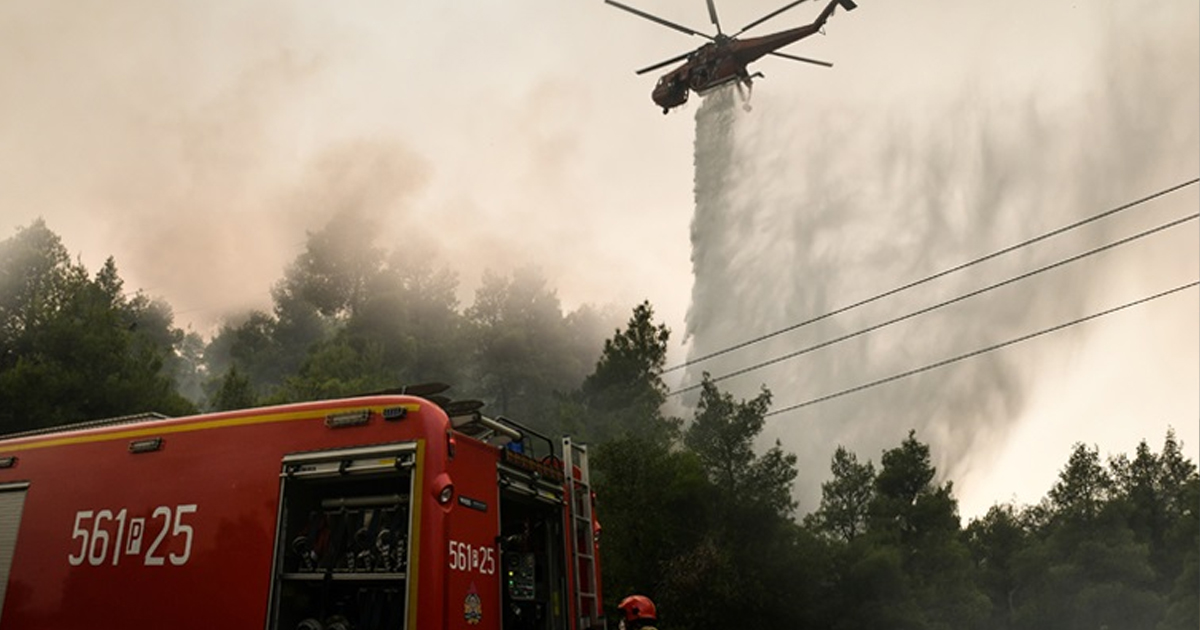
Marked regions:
[1,218,1196,630]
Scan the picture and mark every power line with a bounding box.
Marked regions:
[665,177,1200,374]
[764,281,1199,417]
[669,211,1198,395]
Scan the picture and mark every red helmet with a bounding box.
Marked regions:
[618,595,657,622]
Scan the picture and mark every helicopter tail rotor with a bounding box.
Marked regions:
[825,0,858,21]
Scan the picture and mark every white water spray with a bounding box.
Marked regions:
[683,16,1199,512]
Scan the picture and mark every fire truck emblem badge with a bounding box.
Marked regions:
[465,582,483,625]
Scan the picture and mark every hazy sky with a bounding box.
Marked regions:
[2,0,1196,517]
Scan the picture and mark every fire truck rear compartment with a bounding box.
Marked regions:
[499,488,567,630]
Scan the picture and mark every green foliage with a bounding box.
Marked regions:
[962,433,1200,630]
[582,317,814,629]
[684,374,796,517]
[1160,471,1198,630]
[664,377,802,627]
[1011,509,1163,630]
[592,436,709,616]
[172,330,208,403]
[0,222,196,431]
[583,301,669,401]
[0,218,84,342]
[211,364,257,411]
[3,219,1196,630]
[1049,443,1112,522]
[347,245,466,385]
[193,212,621,425]
[808,445,876,542]
[269,334,392,403]
[830,542,923,630]
[282,212,386,319]
[582,334,1194,630]
[966,503,1028,629]
[825,431,991,630]
[570,301,675,445]
[463,267,607,434]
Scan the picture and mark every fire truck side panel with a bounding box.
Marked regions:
[443,437,502,629]
[0,397,451,630]
[3,432,277,627]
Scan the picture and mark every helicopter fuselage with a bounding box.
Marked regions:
[645,0,855,113]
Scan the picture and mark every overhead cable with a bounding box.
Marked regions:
[665,177,1200,374]
[668,211,1198,395]
[762,281,1199,417]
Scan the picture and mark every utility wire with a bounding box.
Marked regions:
[665,177,1200,374]
[763,281,1199,417]
[668,211,1198,395]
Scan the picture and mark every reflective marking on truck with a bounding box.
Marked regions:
[407,440,425,630]
[2,404,422,453]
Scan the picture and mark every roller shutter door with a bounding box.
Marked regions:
[0,483,29,624]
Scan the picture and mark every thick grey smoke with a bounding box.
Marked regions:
[0,1,684,334]
[683,2,1199,513]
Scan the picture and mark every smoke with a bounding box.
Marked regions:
[2,0,1193,505]
[0,0,368,328]
[683,1,1198,513]
[0,0,689,334]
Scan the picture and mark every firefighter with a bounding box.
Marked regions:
[617,594,658,630]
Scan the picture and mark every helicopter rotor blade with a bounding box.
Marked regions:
[768,50,833,67]
[635,50,694,75]
[706,0,723,34]
[605,0,713,40]
[735,0,813,36]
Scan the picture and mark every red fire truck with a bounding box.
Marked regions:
[0,387,604,630]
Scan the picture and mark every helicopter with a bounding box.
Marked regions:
[606,0,858,113]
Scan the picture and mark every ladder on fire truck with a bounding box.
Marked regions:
[562,437,603,629]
